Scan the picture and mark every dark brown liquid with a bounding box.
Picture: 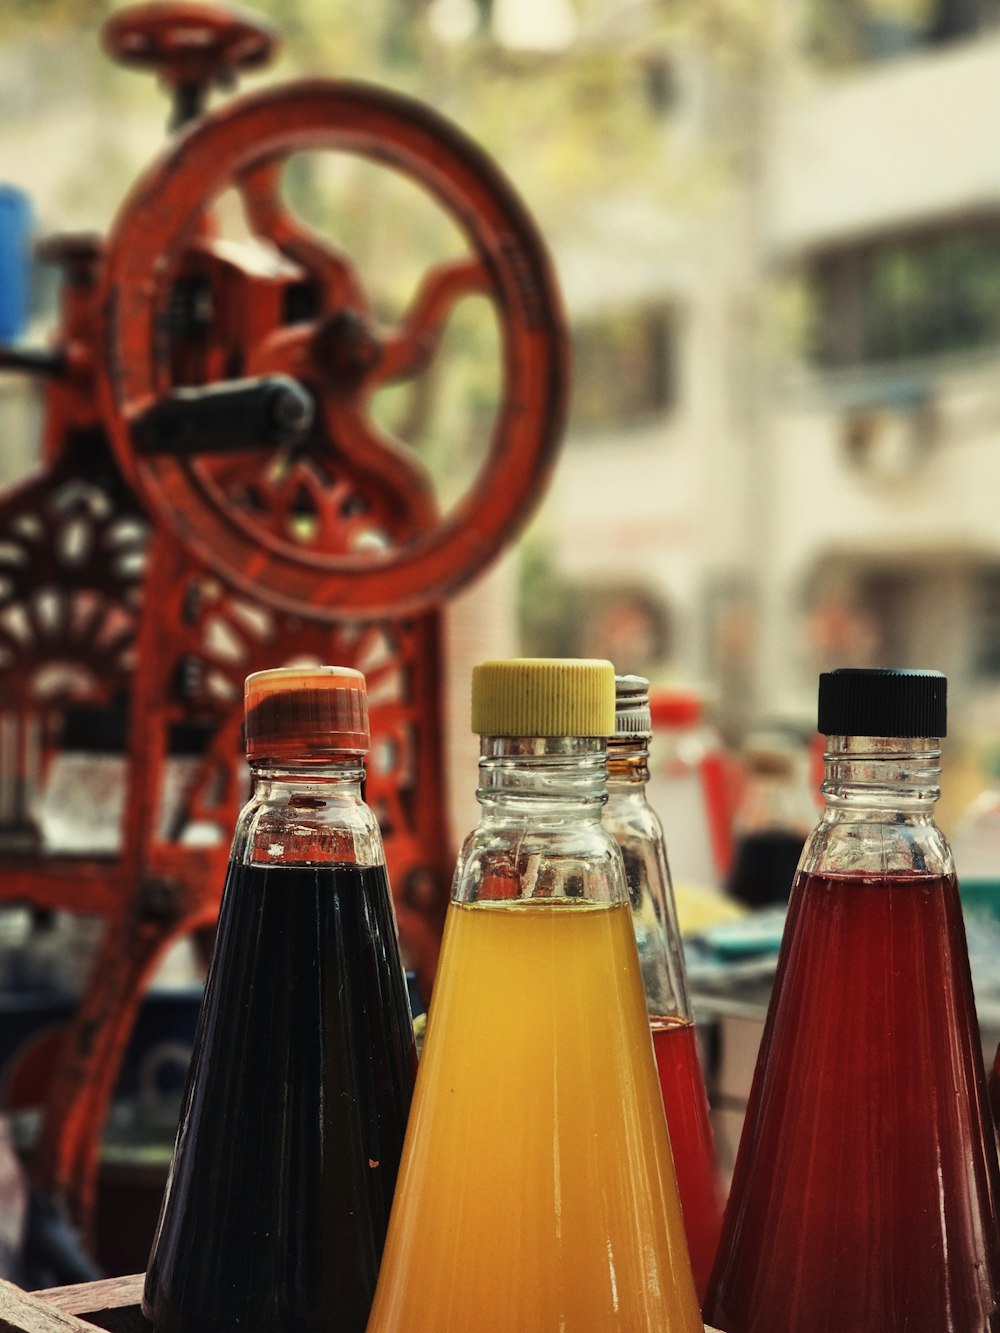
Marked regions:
[143,860,416,1333]
[705,869,1000,1333]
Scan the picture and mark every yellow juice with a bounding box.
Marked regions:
[367,897,702,1332]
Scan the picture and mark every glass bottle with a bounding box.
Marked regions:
[367,658,702,1332]
[143,666,417,1333]
[605,673,723,1300]
[704,668,1000,1333]
[724,730,816,909]
[646,687,732,890]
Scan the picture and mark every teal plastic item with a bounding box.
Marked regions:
[701,907,787,959]
[958,877,1000,923]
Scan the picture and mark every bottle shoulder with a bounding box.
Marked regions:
[803,809,954,879]
[453,817,625,905]
[233,789,384,869]
[604,789,667,847]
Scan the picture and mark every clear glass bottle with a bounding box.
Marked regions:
[605,674,723,1301]
[143,666,416,1333]
[368,658,702,1332]
[704,668,1000,1333]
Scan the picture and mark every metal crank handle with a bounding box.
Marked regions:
[133,374,314,455]
[0,347,66,376]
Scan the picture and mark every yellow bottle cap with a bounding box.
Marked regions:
[471,658,616,737]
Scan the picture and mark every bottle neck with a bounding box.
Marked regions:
[822,735,941,813]
[240,756,381,870]
[606,737,651,789]
[250,757,365,800]
[477,736,608,820]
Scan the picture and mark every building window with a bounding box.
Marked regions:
[569,304,676,434]
[808,0,1000,65]
[807,221,1000,367]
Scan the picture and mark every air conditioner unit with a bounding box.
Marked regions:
[841,389,937,481]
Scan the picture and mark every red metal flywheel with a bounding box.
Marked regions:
[98,79,569,620]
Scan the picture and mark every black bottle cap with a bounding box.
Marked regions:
[818,668,947,738]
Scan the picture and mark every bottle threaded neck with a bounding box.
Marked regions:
[822,735,941,809]
[251,759,365,783]
[606,736,650,785]
[477,735,608,812]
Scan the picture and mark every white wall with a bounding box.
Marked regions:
[768,34,1000,250]
[756,355,1000,711]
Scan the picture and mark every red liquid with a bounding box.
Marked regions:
[704,870,1000,1333]
[652,1017,723,1301]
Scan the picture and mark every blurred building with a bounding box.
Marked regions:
[761,3,1000,747]
[523,27,764,738]
[534,0,1000,759]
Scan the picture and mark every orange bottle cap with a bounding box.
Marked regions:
[244,666,369,761]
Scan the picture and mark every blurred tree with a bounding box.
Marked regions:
[3,0,773,239]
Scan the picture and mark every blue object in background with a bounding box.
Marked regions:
[0,185,33,342]
[406,969,425,1019]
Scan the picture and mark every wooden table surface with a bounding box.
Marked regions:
[0,1274,725,1332]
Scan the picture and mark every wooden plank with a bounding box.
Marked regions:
[34,1276,148,1333]
[0,1279,99,1333]
[34,1278,143,1318]
[21,1274,725,1333]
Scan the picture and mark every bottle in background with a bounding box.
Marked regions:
[605,673,724,1300]
[143,666,417,1333]
[646,687,731,891]
[704,668,1000,1333]
[724,729,816,909]
[368,658,702,1332]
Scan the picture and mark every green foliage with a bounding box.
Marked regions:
[238,0,702,226]
[518,536,587,657]
[4,0,107,27]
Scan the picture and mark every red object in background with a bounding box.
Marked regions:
[0,0,567,1235]
[706,871,1000,1332]
[648,687,734,882]
[102,3,280,86]
[3,1029,65,1113]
